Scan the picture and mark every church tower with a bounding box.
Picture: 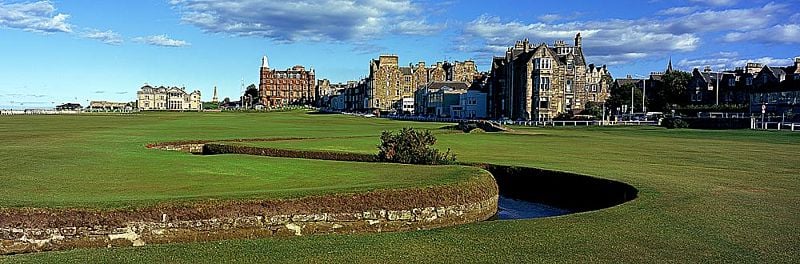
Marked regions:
[211,86,219,103]
[666,57,674,73]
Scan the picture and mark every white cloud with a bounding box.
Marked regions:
[688,0,737,6]
[461,15,699,65]
[538,14,562,23]
[0,1,72,33]
[658,6,698,15]
[170,0,442,42]
[82,29,123,45]
[133,34,190,47]
[678,52,794,70]
[460,3,793,65]
[392,19,445,35]
[723,24,800,44]
[665,3,785,34]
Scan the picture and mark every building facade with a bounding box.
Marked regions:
[366,55,479,113]
[136,85,201,111]
[414,81,470,117]
[488,33,612,120]
[258,55,317,108]
[748,58,800,114]
[450,90,488,119]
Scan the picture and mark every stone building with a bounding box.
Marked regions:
[366,55,479,113]
[136,84,201,111]
[258,55,317,107]
[748,58,800,114]
[488,33,612,120]
[317,79,358,109]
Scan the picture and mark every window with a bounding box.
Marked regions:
[728,78,735,87]
[566,79,573,93]
[535,58,551,69]
[746,77,753,86]
[541,77,550,90]
[591,84,598,92]
[539,99,549,109]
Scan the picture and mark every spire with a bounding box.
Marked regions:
[666,57,674,73]
[261,56,269,68]
[212,86,219,103]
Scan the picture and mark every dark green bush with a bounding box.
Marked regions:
[661,118,689,129]
[377,128,456,165]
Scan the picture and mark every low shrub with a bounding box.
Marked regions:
[660,118,689,129]
[377,128,456,165]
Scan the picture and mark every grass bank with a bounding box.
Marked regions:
[2,111,799,263]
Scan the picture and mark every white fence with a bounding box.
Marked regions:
[0,109,80,115]
[387,116,658,127]
[752,120,800,132]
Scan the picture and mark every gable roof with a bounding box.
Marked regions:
[428,81,470,91]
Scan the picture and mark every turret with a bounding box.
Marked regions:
[261,56,270,68]
[795,57,800,74]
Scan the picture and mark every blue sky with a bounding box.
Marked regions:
[1,0,798,108]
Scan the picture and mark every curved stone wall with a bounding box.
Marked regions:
[1,139,640,255]
[0,169,498,255]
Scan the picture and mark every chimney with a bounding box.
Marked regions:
[703,66,712,73]
[575,32,582,47]
[626,74,632,79]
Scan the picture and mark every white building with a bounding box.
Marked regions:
[451,90,488,119]
[399,97,415,115]
[137,84,201,111]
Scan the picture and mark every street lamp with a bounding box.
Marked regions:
[633,74,648,114]
[715,71,722,106]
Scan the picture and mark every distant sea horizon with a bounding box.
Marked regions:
[0,105,54,110]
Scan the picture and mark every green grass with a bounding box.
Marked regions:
[2,111,799,263]
[0,112,474,208]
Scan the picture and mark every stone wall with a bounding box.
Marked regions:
[0,196,497,255]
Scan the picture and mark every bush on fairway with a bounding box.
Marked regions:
[660,117,689,129]
[378,128,456,165]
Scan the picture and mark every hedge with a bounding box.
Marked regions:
[203,144,379,162]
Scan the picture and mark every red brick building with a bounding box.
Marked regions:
[259,55,317,107]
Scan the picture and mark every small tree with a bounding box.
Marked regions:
[377,128,456,165]
[580,101,603,119]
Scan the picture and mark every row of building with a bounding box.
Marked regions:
[301,33,612,120]
[617,58,800,114]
